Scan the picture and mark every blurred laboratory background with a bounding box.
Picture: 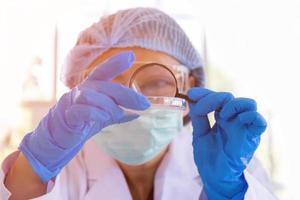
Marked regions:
[0,0,299,199]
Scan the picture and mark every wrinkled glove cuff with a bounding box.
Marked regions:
[203,178,248,200]
[19,136,61,183]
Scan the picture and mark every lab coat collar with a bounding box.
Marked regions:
[153,126,202,199]
[83,126,202,199]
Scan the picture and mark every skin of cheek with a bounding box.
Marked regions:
[183,104,190,118]
[183,75,196,118]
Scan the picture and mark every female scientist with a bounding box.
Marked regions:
[1,7,277,200]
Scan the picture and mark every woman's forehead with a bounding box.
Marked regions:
[90,47,180,68]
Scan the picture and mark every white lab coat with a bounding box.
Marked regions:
[0,126,278,200]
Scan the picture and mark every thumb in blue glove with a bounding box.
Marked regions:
[19,51,150,182]
[188,87,267,200]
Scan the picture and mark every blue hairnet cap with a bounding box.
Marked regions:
[61,7,203,88]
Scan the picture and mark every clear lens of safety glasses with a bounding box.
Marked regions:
[129,63,195,103]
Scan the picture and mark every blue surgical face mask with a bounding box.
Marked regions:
[92,97,185,165]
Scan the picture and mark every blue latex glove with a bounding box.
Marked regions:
[188,88,267,200]
[19,51,150,182]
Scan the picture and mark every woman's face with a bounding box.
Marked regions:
[85,47,194,168]
[84,47,194,118]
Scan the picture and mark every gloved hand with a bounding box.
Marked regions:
[188,88,267,200]
[19,51,150,182]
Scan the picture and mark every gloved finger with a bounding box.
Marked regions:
[237,111,267,137]
[219,98,257,120]
[192,92,234,115]
[86,51,135,82]
[81,80,150,110]
[187,87,213,102]
[66,103,139,127]
[73,88,125,123]
[189,103,211,138]
[65,104,110,128]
